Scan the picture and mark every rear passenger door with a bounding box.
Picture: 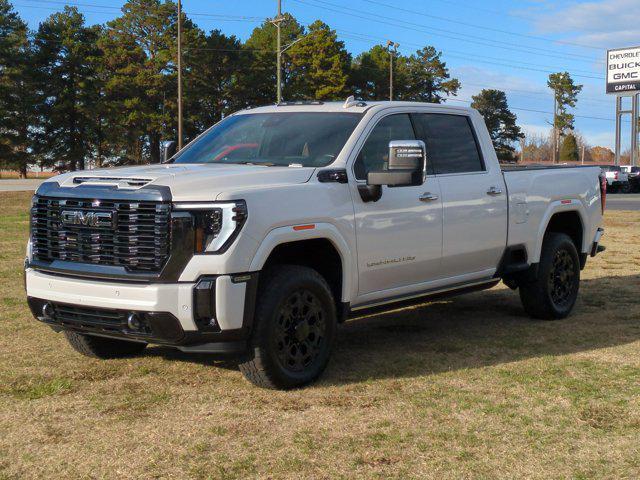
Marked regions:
[413,113,507,280]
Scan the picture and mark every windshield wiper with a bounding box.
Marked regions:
[233,161,276,166]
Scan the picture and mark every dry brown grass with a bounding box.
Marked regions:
[1,191,639,479]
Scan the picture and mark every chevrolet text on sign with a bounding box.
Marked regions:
[607,46,640,95]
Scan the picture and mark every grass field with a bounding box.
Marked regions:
[1,191,639,479]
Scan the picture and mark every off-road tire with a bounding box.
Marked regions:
[239,265,337,389]
[64,331,147,358]
[519,232,580,320]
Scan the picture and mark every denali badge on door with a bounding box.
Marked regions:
[60,210,116,228]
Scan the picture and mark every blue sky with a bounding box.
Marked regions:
[14,0,640,149]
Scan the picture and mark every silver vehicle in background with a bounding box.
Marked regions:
[599,165,630,193]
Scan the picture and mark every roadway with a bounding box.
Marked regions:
[606,193,640,211]
[1,179,639,211]
[0,179,45,192]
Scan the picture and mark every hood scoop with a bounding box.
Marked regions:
[72,176,153,188]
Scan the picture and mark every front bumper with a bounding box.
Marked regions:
[25,269,257,352]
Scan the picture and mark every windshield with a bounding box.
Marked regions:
[171,112,363,167]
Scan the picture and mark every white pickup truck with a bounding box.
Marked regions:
[25,99,606,389]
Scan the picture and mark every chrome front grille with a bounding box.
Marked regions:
[31,196,171,272]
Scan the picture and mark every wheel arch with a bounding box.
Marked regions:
[532,203,587,264]
[249,223,355,305]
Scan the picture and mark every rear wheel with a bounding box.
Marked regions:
[620,182,631,194]
[64,331,147,359]
[239,265,337,389]
[519,232,580,320]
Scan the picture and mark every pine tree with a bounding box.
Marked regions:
[349,44,395,101]
[548,72,582,135]
[99,0,204,164]
[471,89,523,162]
[349,44,459,102]
[32,7,101,171]
[186,29,244,131]
[401,46,460,103]
[286,20,350,100]
[559,133,579,163]
[239,13,303,106]
[0,0,34,177]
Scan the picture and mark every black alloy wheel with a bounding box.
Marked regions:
[519,232,581,320]
[273,289,327,373]
[548,249,577,308]
[239,265,337,389]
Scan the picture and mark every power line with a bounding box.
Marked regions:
[336,29,604,81]
[292,0,602,64]
[447,97,619,122]
[338,30,601,78]
[17,0,265,21]
[359,0,603,51]
[459,81,612,106]
[418,0,551,22]
[349,61,612,117]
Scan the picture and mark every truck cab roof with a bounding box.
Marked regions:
[237,100,476,116]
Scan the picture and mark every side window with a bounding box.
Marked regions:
[413,114,484,175]
[354,114,415,180]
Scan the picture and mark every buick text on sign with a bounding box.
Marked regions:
[607,46,640,94]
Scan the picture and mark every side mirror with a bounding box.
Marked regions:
[358,140,426,202]
[160,140,177,163]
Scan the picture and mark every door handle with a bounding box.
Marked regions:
[419,192,439,202]
[487,186,503,196]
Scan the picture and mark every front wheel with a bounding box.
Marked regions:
[519,232,580,320]
[239,265,337,389]
[64,331,147,358]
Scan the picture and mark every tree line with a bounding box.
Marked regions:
[1,0,582,175]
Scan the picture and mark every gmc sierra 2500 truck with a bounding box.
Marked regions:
[25,98,606,389]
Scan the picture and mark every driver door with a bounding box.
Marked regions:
[350,113,443,303]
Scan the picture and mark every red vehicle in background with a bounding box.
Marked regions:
[212,143,259,162]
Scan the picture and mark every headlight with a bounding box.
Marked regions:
[173,201,247,254]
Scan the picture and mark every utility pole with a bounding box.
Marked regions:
[177,0,183,150]
[552,93,557,163]
[275,0,283,104]
[387,40,399,101]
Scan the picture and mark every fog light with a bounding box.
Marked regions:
[127,313,142,331]
[41,302,55,319]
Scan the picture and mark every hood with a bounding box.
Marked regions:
[46,163,316,201]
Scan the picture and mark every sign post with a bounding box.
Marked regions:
[607,46,640,166]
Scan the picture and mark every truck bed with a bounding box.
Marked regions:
[500,164,602,265]
[501,164,600,172]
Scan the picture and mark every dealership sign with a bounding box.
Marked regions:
[607,46,640,94]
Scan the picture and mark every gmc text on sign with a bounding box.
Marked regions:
[607,46,640,95]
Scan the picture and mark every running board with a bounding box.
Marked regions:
[348,278,500,318]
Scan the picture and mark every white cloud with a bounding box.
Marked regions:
[530,0,640,48]
[454,65,548,101]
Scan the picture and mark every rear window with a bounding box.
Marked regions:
[412,114,484,175]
